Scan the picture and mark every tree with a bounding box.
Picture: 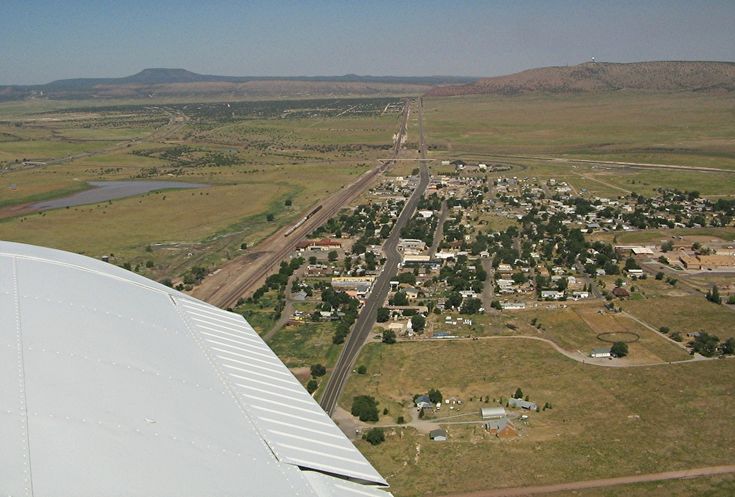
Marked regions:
[357,365,368,374]
[351,395,379,422]
[377,307,390,323]
[428,388,443,404]
[460,297,482,315]
[363,427,385,446]
[327,250,338,262]
[410,314,426,332]
[390,291,409,306]
[691,332,720,357]
[661,240,674,252]
[706,285,722,304]
[513,388,524,399]
[655,272,664,280]
[285,199,292,206]
[310,364,326,377]
[624,257,640,271]
[671,332,683,342]
[611,341,629,357]
[306,379,318,394]
[659,326,670,334]
[397,272,417,285]
[266,213,275,222]
[721,337,735,355]
[446,292,463,309]
[382,330,397,344]
[490,299,502,310]
[308,255,317,265]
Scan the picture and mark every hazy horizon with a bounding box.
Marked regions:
[2,0,734,85]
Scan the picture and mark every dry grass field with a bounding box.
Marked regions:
[622,296,735,341]
[343,339,735,497]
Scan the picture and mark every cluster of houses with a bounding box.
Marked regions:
[417,392,545,442]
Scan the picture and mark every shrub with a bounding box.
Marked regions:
[310,364,326,377]
[611,341,629,357]
[351,395,379,422]
[364,428,385,445]
[306,379,318,394]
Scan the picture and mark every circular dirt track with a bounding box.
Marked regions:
[597,331,640,343]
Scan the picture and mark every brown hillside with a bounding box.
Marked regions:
[427,61,735,96]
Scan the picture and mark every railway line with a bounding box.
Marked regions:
[319,97,430,415]
[192,100,411,309]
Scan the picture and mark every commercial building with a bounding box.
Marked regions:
[480,407,507,420]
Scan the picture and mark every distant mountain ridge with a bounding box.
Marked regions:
[427,61,735,96]
[0,69,477,101]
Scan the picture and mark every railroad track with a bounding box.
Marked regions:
[195,100,411,309]
[319,97,430,415]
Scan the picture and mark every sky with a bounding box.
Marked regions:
[1,0,734,85]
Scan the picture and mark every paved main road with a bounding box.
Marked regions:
[320,98,430,415]
[192,100,411,308]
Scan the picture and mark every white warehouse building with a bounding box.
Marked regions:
[0,241,392,497]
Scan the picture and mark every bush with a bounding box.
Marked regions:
[428,388,443,404]
[351,395,379,422]
[377,307,390,322]
[611,341,629,357]
[659,326,670,334]
[310,364,327,377]
[671,332,683,342]
[364,428,385,446]
[410,314,426,332]
[357,365,367,374]
[722,337,735,355]
[706,286,722,304]
[306,379,318,394]
[691,332,720,357]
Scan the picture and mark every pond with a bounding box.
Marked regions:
[30,180,209,211]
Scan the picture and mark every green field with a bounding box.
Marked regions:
[343,339,735,497]
[0,97,402,279]
[424,92,735,170]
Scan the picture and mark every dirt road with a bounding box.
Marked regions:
[438,464,735,497]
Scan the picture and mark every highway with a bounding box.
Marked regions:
[320,97,430,415]
[193,100,411,308]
